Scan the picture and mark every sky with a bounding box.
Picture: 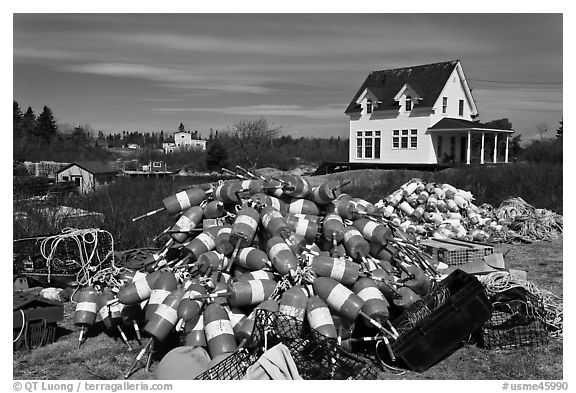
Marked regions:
[13,13,563,143]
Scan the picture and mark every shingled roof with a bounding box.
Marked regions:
[345,60,460,114]
[57,161,118,175]
[429,117,514,132]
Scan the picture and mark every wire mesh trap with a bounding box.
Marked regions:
[481,288,550,349]
[195,309,378,380]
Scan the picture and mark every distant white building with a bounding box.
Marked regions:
[163,131,206,153]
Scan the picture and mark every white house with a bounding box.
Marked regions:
[55,161,118,194]
[163,131,207,153]
[345,60,514,165]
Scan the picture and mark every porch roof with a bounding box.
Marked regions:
[428,117,514,133]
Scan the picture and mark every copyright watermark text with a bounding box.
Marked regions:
[502,382,568,391]
[13,381,173,393]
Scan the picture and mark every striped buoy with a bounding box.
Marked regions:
[322,212,345,243]
[197,251,228,275]
[313,277,364,322]
[234,299,279,343]
[214,225,234,256]
[234,269,275,282]
[285,197,320,216]
[228,279,277,307]
[260,205,291,239]
[144,286,186,342]
[117,271,163,305]
[184,314,207,347]
[203,303,237,358]
[285,214,320,241]
[306,295,337,338]
[74,286,99,347]
[352,218,392,246]
[145,271,178,321]
[177,283,208,325]
[229,204,260,254]
[342,226,370,261]
[309,181,341,205]
[266,236,298,276]
[214,180,244,204]
[250,193,286,212]
[234,247,271,271]
[309,255,360,286]
[202,200,226,219]
[170,206,204,243]
[277,174,311,199]
[183,226,219,262]
[353,278,390,327]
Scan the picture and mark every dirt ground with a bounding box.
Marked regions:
[13,237,563,381]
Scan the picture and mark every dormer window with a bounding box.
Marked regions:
[405,96,412,111]
[366,99,372,114]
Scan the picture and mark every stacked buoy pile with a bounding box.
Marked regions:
[374,179,563,243]
[76,167,445,378]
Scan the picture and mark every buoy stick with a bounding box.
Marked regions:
[235,165,260,180]
[124,338,153,379]
[145,340,155,373]
[132,207,166,222]
[331,180,351,192]
[383,336,396,362]
[386,321,399,338]
[117,325,132,351]
[221,167,246,179]
[230,238,242,263]
[78,326,86,349]
[358,310,398,340]
[331,234,338,258]
[132,321,142,344]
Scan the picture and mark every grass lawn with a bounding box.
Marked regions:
[13,237,563,381]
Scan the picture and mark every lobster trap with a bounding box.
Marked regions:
[480,288,549,349]
[13,229,115,288]
[195,309,378,380]
[420,238,494,266]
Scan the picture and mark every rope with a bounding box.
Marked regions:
[38,228,116,297]
[477,271,563,338]
[13,309,26,343]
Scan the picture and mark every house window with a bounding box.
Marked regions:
[442,97,448,114]
[364,131,373,158]
[459,99,464,116]
[405,96,412,111]
[72,176,81,187]
[410,129,418,149]
[366,99,372,114]
[374,131,381,159]
[356,132,363,158]
[392,130,400,149]
[437,136,443,157]
[153,162,161,168]
[401,130,409,149]
[357,131,381,159]
[62,176,69,181]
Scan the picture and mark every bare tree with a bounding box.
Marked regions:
[228,118,282,168]
[537,123,549,140]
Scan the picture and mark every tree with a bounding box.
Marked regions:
[35,106,58,142]
[227,117,282,168]
[556,119,563,139]
[178,122,185,133]
[21,107,36,135]
[484,118,513,130]
[206,138,228,170]
[13,101,23,125]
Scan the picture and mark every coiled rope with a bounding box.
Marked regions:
[39,228,122,293]
[477,271,563,338]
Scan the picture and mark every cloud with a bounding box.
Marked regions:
[150,104,345,119]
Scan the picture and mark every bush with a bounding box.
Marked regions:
[520,138,562,164]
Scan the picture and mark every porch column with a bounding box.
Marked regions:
[480,132,485,164]
[505,135,509,163]
[466,130,471,164]
[493,134,498,163]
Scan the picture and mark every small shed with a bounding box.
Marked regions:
[55,161,118,194]
[13,292,64,350]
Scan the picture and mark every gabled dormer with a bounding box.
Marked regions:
[355,87,381,116]
[393,83,424,112]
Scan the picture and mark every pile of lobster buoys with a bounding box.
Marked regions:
[374,178,563,243]
[75,167,443,379]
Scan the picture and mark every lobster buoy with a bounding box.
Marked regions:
[250,193,286,212]
[285,197,320,216]
[184,314,207,347]
[369,241,395,263]
[144,285,187,342]
[279,285,310,326]
[203,303,237,358]
[352,218,392,246]
[353,278,390,328]
[133,188,207,222]
[203,200,226,219]
[266,236,298,276]
[183,226,219,262]
[234,299,279,343]
[260,205,291,240]
[229,204,260,257]
[263,178,285,198]
[197,251,228,275]
[393,287,421,309]
[117,271,163,305]
[417,191,429,204]
[214,225,234,256]
[313,277,364,322]
[214,180,244,204]
[224,305,248,338]
[178,283,208,326]
[234,269,275,282]
[401,181,418,198]
[240,179,265,195]
[145,271,178,321]
[309,181,342,205]
[318,236,347,257]
[426,194,438,211]
[121,303,145,343]
[342,226,370,261]
[306,295,337,338]
[322,212,346,245]
[285,214,320,241]
[369,268,400,302]
[309,255,360,286]
[74,286,99,347]
[228,279,277,307]
[401,264,433,296]
[277,174,311,199]
[170,206,204,243]
[234,247,271,271]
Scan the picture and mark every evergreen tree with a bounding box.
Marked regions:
[35,106,58,142]
[13,101,23,125]
[206,138,228,170]
[21,107,37,137]
[556,120,563,139]
[178,122,185,133]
